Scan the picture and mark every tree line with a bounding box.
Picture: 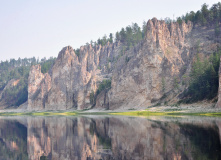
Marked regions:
[177,2,221,27]
[74,22,148,56]
[0,57,55,107]
[182,50,221,102]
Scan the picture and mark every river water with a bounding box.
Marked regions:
[0,116,221,160]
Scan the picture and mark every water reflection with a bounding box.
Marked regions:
[0,116,221,160]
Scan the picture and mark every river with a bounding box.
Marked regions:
[0,116,221,160]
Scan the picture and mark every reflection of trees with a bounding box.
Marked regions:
[0,117,221,160]
[0,120,28,160]
[179,123,221,160]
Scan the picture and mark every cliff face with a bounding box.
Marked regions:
[28,43,121,110]
[28,65,51,110]
[109,19,193,109]
[216,58,221,108]
[28,18,219,110]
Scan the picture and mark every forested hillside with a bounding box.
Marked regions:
[177,2,221,102]
[0,57,55,107]
[182,50,221,103]
[177,3,221,27]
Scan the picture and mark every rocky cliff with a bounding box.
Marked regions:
[28,18,219,110]
[28,43,122,110]
[109,19,193,109]
[216,57,221,108]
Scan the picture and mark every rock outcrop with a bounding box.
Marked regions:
[28,18,219,110]
[28,43,121,110]
[28,65,51,110]
[109,19,193,109]
[216,57,221,108]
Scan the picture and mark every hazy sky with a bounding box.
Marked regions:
[0,0,219,61]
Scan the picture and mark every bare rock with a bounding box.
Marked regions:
[27,18,219,111]
[216,57,221,108]
[28,65,51,110]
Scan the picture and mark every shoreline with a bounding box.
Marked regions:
[1,102,221,117]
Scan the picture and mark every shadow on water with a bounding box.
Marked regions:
[0,116,221,160]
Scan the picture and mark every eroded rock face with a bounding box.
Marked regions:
[28,65,51,110]
[28,18,219,110]
[216,57,221,108]
[28,43,122,110]
[109,19,193,109]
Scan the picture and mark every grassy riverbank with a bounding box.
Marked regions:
[1,110,221,117]
[0,102,221,117]
[109,110,221,117]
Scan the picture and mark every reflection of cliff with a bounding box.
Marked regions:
[0,117,221,160]
[26,117,221,160]
[27,117,107,160]
[0,120,28,160]
[107,118,221,160]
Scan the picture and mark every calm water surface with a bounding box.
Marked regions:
[0,116,221,160]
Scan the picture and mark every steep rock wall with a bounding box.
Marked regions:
[216,57,221,108]
[28,65,51,110]
[28,18,219,110]
[28,43,121,110]
[108,19,193,109]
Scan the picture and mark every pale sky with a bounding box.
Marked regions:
[0,0,219,61]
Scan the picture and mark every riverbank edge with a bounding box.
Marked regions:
[1,109,221,117]
[1,102,221,117]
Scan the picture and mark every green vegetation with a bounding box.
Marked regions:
[110,111,169,116]
[89,90,95,105]
[74,22,147,58]
[109,110,221,117]
[182,50,221,102]
[30,112,76,116]
[115,23,144,50]
[177,2,221,36]
[1,78,28,106]
[125,56,130,63]
[41,57,56,73]
[90,79,111,106]
[40,156,48,160]
[1,109,221,117]
[0,57,55,107]
[161,77,166,93]
[96,79,111,95]
[74,48,80,57]
[97,34,112,46]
